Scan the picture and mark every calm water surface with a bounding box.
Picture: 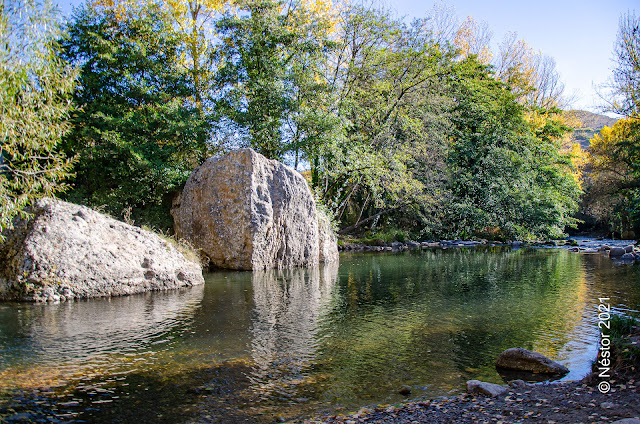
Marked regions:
[0,248,639,422]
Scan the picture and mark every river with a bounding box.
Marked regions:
[0,247,639,422]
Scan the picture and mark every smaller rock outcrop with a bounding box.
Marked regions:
[0,198,204,302]
[466,380,507,397]
[495,347,569,375]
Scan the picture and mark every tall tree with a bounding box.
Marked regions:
[316,6,454,233]
[606,10,640,117]
[444,57,580,240]
[165,0,228,114]
[586,118,640,234]
[214,0,337,160]
[61,1,210,229]
[0,0,76,238]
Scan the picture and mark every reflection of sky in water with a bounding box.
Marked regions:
[0,249,639,421]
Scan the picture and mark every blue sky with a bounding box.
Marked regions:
[55,0,637,112]
[390,0,638,112]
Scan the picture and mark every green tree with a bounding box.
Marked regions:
[61,1,210,230]
[586,118,640,235]
[0,0,76,238]
[444,57,580,240]
[214,0,338,161]
[314,6,455,235]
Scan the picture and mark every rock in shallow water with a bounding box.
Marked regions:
[0,198,204,302]
[172,148,338,270]
[610,247,626,257]
[495,347,569,375]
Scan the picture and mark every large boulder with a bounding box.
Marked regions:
[0,198,204,302]
[495,347,569,375]
[172,148,338,270]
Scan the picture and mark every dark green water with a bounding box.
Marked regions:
[0,248,639,423]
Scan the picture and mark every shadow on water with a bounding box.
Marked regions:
[0,360,256,423]
[0,248,639,422]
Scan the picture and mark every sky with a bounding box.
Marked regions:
[389,0,638,112]
[54,0,638,113]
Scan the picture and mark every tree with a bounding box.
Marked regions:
[60,2,210,229]
[315,6,454,234]
[605,10,640,117]
[586,118,640,234]
[165,0,228,114]
[587,11,640,235]
[454,16,492,64]
[493,32,567,109]
[214,0,338,160]
[444,56,580,240]
[0,0,76,238]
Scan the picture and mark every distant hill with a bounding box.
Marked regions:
[566,110,619,149]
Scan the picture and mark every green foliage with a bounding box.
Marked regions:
[0,0,76,239]
[214,0,337,161]
[60,2,211,230]
[314,6,454,234]
[443,57,581,240]
[586,117,640,234]
[41,0,583,240]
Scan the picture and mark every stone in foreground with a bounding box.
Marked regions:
[172,148,338,270]
[0,198,204,302]
[495,347,569,375]
[466,380,507,397]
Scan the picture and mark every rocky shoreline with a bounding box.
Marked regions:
[339,237,640,261]
[303,336,640,424]
[303,377,640,423]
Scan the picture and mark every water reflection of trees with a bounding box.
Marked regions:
[315,249,589,402]
[249,262,338,397]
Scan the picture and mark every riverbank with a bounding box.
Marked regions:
[339,237,638,256]
[304,316,640,424]
[304,377,640,423]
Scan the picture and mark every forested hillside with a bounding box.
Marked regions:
[567,110,619,149]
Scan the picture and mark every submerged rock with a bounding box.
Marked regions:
[495,348,569,375]
[0,198,204,302]
[172,148,338,270]
[466,380,507,397]
[609,247,626,257]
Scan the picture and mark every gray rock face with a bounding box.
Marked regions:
[172,148,338,270]
[466,380,507,397]
[495,347,569,375]
[317,209,339,264]
[0,198,204,302]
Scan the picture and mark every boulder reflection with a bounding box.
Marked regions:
[0,286,205,389]
[249,262,338,396]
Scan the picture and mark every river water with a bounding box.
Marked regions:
[0,248,639,422]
